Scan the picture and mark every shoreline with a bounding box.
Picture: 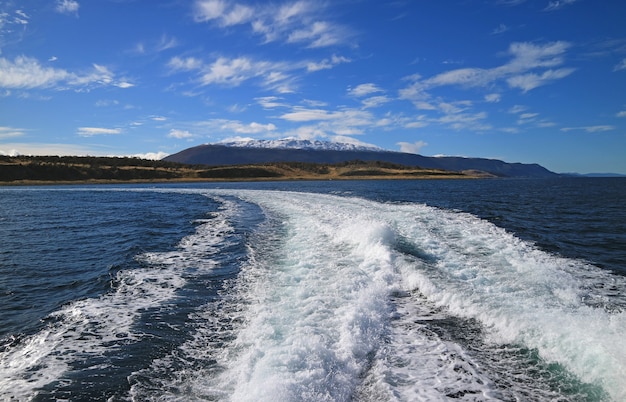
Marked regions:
[0,156,494,186]
[0,173,488,187]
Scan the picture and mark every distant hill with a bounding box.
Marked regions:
[164,141,559,178]
[0,156,490,184]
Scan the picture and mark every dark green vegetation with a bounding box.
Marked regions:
[0,156,491,185]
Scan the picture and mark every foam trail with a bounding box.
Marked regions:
[137,190,499,401]
[188,190,625,401]
[0,196,238,400]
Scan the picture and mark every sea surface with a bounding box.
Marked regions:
[0,178,625,401]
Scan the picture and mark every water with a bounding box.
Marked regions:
[0,178,624,401]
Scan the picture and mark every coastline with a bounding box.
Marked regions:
[0,156,494,186]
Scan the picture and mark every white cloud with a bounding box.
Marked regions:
[348,83,383,97]
[256,96,288,109]
[614,58,626,72]
[399,41,574,119]
[0,143,105,156]
[508,104,527,114]
[405,41,573,92]
[200,56,259,86]
[496,0,527,5]
[491,24,509,35]
[168,54,307,92]
[361,96,391,109]
[220,121,277,134]
[544,0,577,11]
[135,35,179,55]
[77,127,122,136]
[561,125,616,133]
[437,111,491,131]
[194,0,253,25]
[278,106,377,139]
[519,113,538,119]
[397,141,428,154]
[133,152,170,160]
[287,21,344,48]
[485,93,501,103]
[0,56,132,91]
[56,0,79,15]
[0,126,26,139]
[506,68,575,92]
[193,0,350,48]
[616,109,626,118]
[280,108,337,122]
[306,55,350,72]
[168,56,203,71]
[95,99,119,107]
[168,129,194,139]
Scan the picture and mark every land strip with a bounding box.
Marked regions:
[0,156,494,185]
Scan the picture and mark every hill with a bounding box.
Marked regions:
[0,156,492,185]
[164,142,558,178]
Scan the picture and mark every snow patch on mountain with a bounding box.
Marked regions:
[216,138,385,152]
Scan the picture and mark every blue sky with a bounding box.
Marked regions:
[1,0,625,173]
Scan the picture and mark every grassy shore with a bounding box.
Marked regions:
[0,156,494,185]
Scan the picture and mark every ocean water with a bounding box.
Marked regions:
[0,178,624,401]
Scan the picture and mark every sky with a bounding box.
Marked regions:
[1,0,626,174]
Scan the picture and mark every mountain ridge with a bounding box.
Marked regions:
[217,138,385,152]
[164,141,559,178]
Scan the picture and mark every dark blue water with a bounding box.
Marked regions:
[0,178,624,401]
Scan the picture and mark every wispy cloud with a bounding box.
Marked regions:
[306,55,350,72]
[614,58,626,72]
[361,96,391,109]
[133,152,169,160]
[507,68,575,92]
[0,126,26,139]
[0,143,106,157]
[491,23,509,35]
[77,127,122,136]
[485,93,501,103]
[347,83,390,108]
[56,0,79,16]
[496,0,527,5]
[169,55,287,89]
[397,140,428,154]
[134,34,179,55]
[348,83,384,97]
[256,96,288,109]
[544,0,577,12]
[192,0,352,48]
[399,41,575,109]
[169,53,346,93]
[0,56,133,91]
[180,118,279,139]
[561,125,615,133]
[167,129,194,139]
[279,106,377,137]
[508,105,555,127]
[220,120,277,134]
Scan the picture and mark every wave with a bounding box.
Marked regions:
[2,189,624,401]
[0,195,241,400]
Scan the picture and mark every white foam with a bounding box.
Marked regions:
[183,190,625,401]
[0,196,239,400]
[136,191,497,401]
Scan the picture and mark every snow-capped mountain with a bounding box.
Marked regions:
[217,138,385,152]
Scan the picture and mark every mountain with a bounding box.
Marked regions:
[218,138,385,152]
[163,140,559,178]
